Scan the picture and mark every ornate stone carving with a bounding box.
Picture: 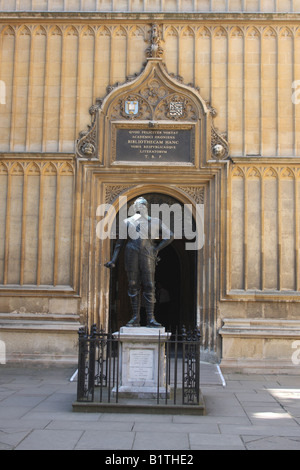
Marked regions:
[111,94,152,121]
[105,185,134,204]
[211,122,229,160]
[155,93,198,121]
[108,72,199,123]
[177,186,205,204]
[146,24,164,59]
[140,77,168,107]
[75,22,229,162]
[231,165,300,182]
[76,104,100,159]
[0,160,74,175]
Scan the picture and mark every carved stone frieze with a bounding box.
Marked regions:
[105,185,134,204]
[177,186,205,204]
[0,160,75,175]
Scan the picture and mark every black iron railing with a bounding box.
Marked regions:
[76,324,201,406]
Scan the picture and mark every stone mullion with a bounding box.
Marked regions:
[260,172,265,291]
[203,184,210,349]
[243,172,248,290]
[242,32,246,156]
[94,175,102,327]
[192,27,196,86]
[25,27,35,151]
[275,30,279,155]
[0,28,3,106]
[19,169,28,286]
[36,170,44,285]
[295,29,300,156]
[277,171,282,290]
[109,27,114,86]
[91,171,98,326]
[42,27,50,152]
[93,27,99,103]
[259,27,263,156]
[194,28,199,91]
[295,173,299,291]
[211,175,218,353]
[3,170,12,285]
[227,166,232,293]
[58,28,66,152]
[125,26,130,79]
[177,27,181,79]
[225,27,229,135]
[209,29,213,114]
[75,27,82,144]
[0,27,15,151]
[9,27,21,151]
[53,170,60,286]
[207,181,213,350]
[260,31,265,157]
[292,28,296,156]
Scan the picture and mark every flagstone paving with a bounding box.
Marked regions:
[0,364,300,450]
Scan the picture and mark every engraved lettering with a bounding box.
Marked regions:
[115,126,194,163]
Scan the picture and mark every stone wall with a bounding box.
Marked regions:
[1,20,300,156]
[0,0,299,13]
[0,7,300,369]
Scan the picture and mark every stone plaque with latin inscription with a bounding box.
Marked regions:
[129,349,154,381]
[112,124,195,163]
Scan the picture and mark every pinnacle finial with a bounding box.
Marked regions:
[146,24,164,59]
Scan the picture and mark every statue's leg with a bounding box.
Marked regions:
[141,266,161,328]
[126,271,141,327]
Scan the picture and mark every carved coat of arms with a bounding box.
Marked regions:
[125,100,139,116]
[169,101,184,117]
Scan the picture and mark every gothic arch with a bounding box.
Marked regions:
[26,162,40,176]
[245,26,260,38]
[10,162,24,175]
[2,25,15,37]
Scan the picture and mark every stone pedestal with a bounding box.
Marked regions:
[114,326,171,398]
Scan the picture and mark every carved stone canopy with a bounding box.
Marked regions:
[76,25,229,163]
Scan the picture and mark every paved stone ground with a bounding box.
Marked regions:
[0,363,300,450]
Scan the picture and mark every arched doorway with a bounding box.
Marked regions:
[108,193,197,334]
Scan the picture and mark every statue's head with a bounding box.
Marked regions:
[133,197,148,214]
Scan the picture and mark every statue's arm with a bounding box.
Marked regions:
[155,221,174,253]
[104,237,126,269]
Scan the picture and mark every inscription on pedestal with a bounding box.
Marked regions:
[129,349,154,381]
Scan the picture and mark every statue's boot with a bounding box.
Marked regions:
[145,301,161,328]
[126,293,141,327]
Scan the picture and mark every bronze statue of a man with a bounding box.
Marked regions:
[105,197,174,327]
